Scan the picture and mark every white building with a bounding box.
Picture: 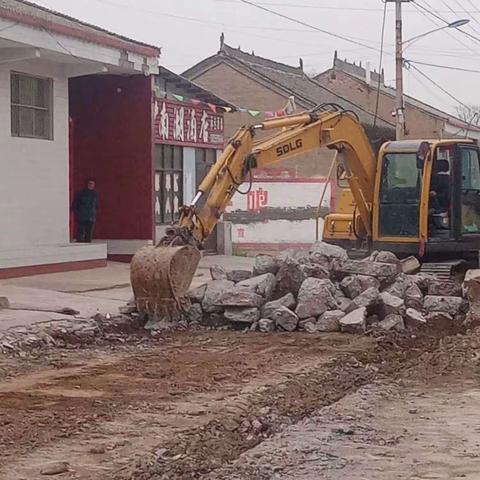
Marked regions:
[0,0,159,278]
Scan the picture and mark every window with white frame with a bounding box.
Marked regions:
[11,72,53,140]
[154,144,183,224]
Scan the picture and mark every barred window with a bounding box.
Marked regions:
[11,72,53,140]
[154,145,183,224]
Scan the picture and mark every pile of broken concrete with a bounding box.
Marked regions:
[186,242,469,334]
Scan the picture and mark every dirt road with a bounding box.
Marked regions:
[1,327,480,479]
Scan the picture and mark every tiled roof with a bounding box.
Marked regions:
[0,0,160,57]
[157,66,236,108]
[318,64,480,132]
[221,43,302,75]
[187,43,394,129]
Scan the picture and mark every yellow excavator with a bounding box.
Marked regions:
[131,105,480,317]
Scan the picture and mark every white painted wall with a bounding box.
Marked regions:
[227,181,331,212]
[232,219,323,246]
[0,59,69,251]
[226,179,331,249]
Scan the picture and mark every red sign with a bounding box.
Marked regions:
[247,187,269,212]
[154,98,224,148]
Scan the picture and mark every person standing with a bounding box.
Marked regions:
[73,179,98,243]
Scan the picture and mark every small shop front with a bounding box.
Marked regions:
[153,96,225,252]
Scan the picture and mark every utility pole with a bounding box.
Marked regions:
[395,0,405,140]
[387,0,410,140]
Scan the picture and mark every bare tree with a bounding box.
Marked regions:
[455,104,480,126]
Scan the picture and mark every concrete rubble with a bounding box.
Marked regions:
[0,311,143,355]
[183,242,472,335]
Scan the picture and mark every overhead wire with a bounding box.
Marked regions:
[441,0,480,39]
[236,0,382,53]
[407,59,480,73]
[459,0,480,29]
[414,0,480,47]
[466,0,480,15]
[412,0,478,52]
[90,0,390,52]
[373,0,388,128]
[216,0,480,13]
[407,62,470,110]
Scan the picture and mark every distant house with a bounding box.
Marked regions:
[315,52,480,140]
[183,38,395,252]
[183,37,394,146]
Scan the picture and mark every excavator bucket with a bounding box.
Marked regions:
[130,245,201,318]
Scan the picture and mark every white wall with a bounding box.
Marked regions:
[0,59,69,251]
[232,219,323,246]
[226,179,331,249]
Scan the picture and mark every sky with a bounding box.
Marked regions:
[29,0,480,117]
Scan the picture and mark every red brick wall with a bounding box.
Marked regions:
[188,62,335,178]
[69,75,154,240]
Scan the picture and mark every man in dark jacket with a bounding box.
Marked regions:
[73,179,98,243]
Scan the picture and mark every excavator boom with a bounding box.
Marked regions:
[131,106,378,318]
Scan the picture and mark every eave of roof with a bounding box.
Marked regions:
[319,67,480,132]
[0,0,161,57]
[158,65,236,108]
[185,51,394,129]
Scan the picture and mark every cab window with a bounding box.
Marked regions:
[379,152,422,237]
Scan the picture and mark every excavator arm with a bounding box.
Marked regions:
[175,109,376,246]
[131,107,377,317]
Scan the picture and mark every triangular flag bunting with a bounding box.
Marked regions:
[276,109,286,117]
[238,108,248,113]
[191,99,201,106]
[223,106,233,113]
[208,103,217,113]
[173,94,184,102]
[248,110,261,117]
[265,111,275,118]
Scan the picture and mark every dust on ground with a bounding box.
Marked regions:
[1,325,480,479]
[0,330,371,479]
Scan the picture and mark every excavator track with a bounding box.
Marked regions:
[420,260,468,282]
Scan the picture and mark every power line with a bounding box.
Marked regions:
[42,26,85,62]
[408,62,470,109]
[236,0,382,53]
[413,0,480,51]
[91,0,389,50]
[374,0,388,129]
[417,0,480,46]
[407,59,480,73]
[217,0,480,13]
[459,0,480,29]
[466,0,480,14]
[441,0,480,39]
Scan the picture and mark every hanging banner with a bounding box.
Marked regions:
[154,98,225,148]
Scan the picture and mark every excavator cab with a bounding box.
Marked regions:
[324,138,480,267]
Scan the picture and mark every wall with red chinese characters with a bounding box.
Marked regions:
[224,169,333,252]
[153,98,224,149]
